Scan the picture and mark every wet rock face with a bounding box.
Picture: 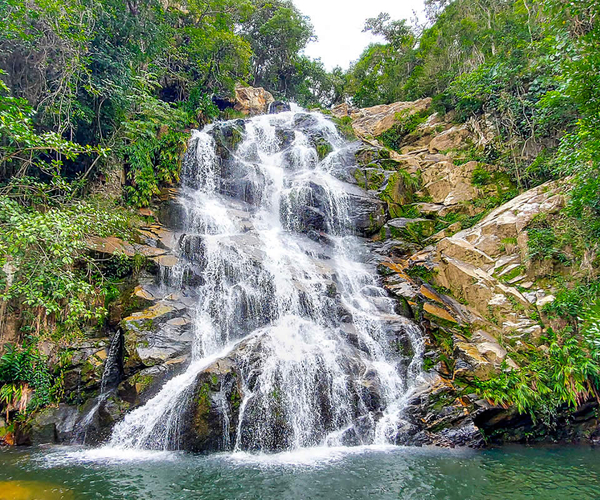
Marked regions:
[181,337,388,453]
[183,357,244,452]
[269,100,291,114]
[117,358,187,408]
[193,113,391,238]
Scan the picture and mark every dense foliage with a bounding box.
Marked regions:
[0,0,334,208]
[477,300,600,423]
[345,0,600,194]
[0,344,52,418]
[0,197,133,334]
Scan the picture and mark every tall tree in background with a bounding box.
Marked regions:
[241,0,315,98]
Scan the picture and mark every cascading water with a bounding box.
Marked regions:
[106,108,424,453]
[73,330,123,443]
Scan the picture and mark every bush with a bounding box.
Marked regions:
[0,344,53,417]
[476,309,600,423]
[471,166,492,186]
[378,109,433,152]
[0,197,134,334]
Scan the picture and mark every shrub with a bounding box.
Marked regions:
[0,344,52,418]
[476,307,600,423]
[0,197,134,334]
[471,166,492,186]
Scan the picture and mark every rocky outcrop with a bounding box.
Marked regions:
[418,160,484,208]
[121,297,193,374]
[328,96,591,446]
[234,85,275,116]
[347,98,432,138]
[181,353,244,452]
[433,181,565,326]
[378,179,568,387]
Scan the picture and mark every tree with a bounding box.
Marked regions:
[241,0,315,98]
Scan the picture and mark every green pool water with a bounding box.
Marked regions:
[0,445,598,499]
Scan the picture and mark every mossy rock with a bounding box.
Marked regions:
[212,121,245,158]
[379,158,402,171]
[183,363,243,452]
[378,148,391,159]
[387,203,404,219]
[121,303,177,335]
[314,136,333,160]
[275,128,295,148]
[379,171,419,208]
[382,218,436,243]
[365,168,387,190]
[355,147,380,166]
[353,169,367,188]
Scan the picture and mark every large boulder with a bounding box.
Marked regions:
[419,160,483,207]
[330,102,357,118]
[117,357,188,408]
[234,85,275,116]
[428,124,470,153]
[351,98,432,138]
[181,352,245,452]
[27,404,81,445]
[345,190,388,236]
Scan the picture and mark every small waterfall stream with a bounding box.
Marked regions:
[73,330,123,443]
[106,109,424,453]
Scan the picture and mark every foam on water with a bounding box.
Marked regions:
[219,444,400,468]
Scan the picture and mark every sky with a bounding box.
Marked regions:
[294,0,425,70]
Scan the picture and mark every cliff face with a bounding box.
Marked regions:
[340,98,600,446]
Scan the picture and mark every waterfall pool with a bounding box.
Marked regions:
[0,445,598,499]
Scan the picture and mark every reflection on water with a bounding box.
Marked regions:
[0,445,599,500]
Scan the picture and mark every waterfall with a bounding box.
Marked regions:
[106,109,424,453]
[73,330,123,444]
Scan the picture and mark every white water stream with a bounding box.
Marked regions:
[105,109,424,454]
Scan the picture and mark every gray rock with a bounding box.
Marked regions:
[29,404,80,445]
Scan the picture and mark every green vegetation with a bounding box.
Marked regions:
[0,0,335,209]
[378,109,433,152]
[344,0,600,200]
[477,305,600,423]
[0,198,135,334]
[0,344,53,419]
